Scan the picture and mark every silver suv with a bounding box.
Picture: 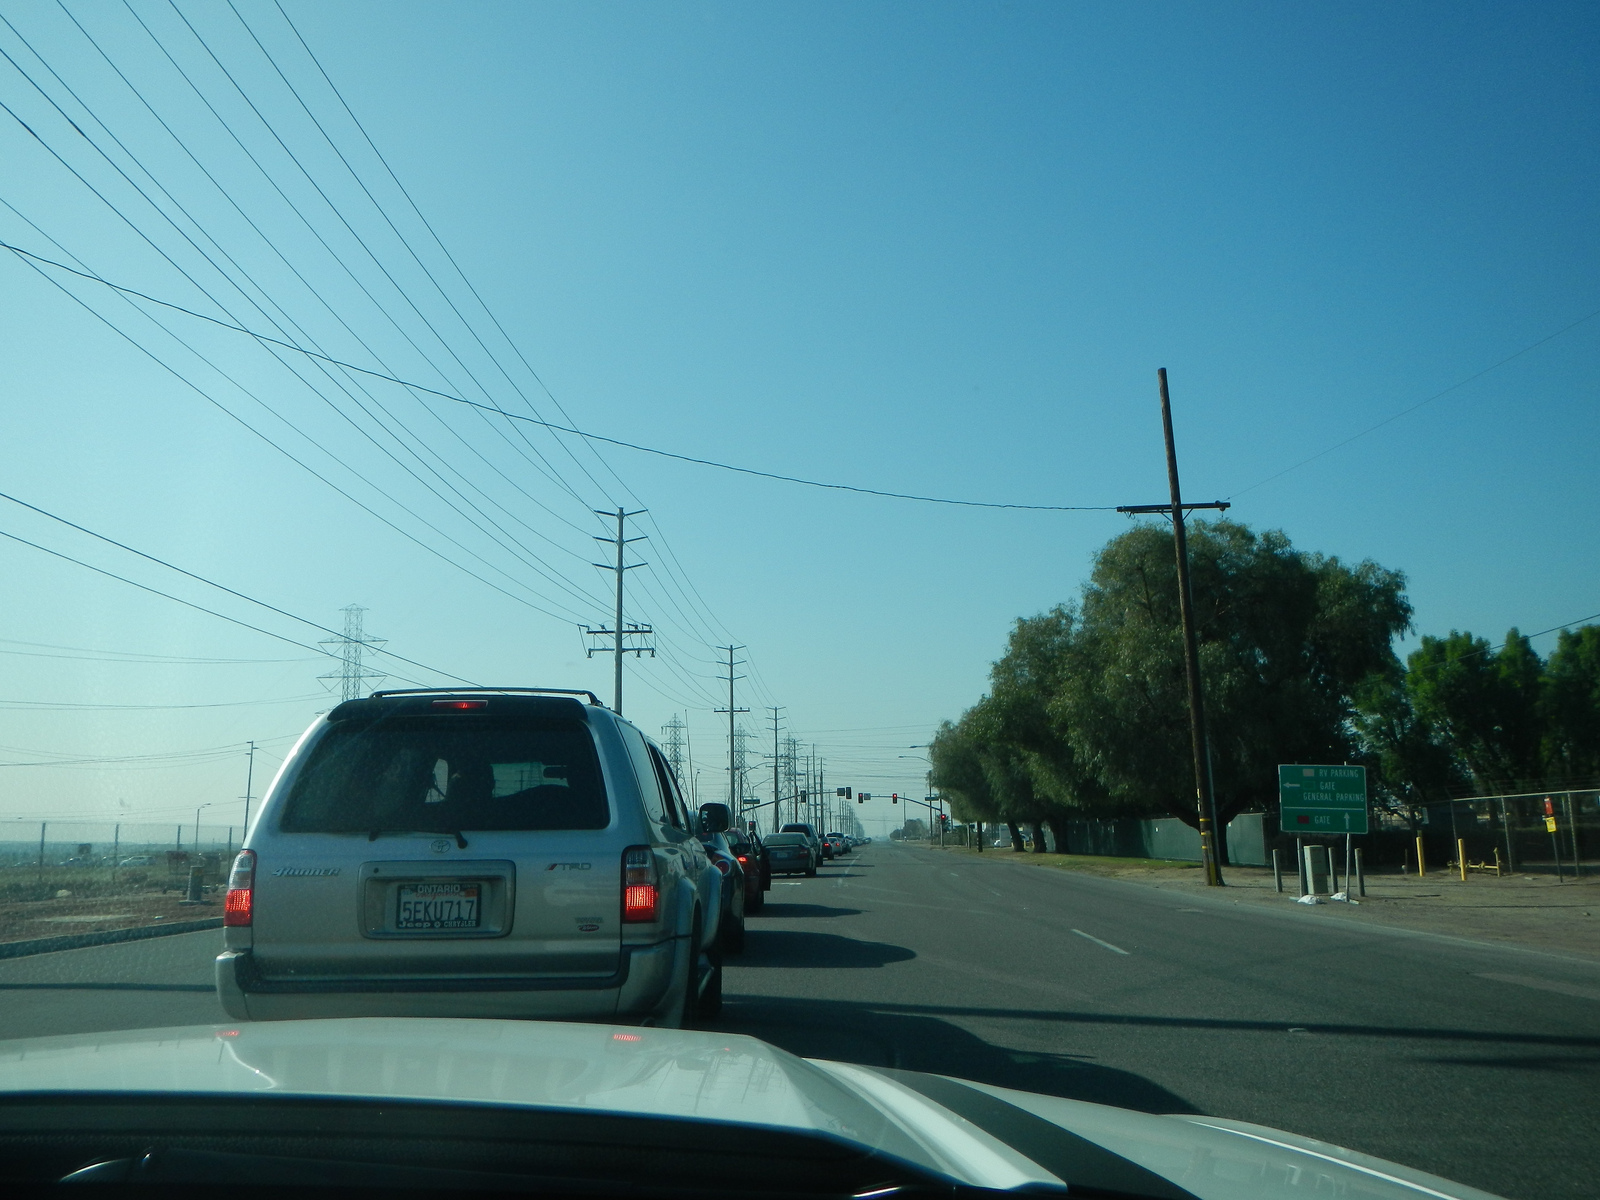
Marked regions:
[216,689,723,1026]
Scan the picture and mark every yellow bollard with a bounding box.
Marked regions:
[1458,838,1468,882]
[1416,835,1426,877]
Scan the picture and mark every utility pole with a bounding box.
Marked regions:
[716,646,748,807]
[586,507,654,715]
[769,707,784,834]
[1117,368,1230,886]
[320,605,386,700]
[241,740,257,836]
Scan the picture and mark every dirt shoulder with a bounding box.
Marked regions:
[923,844,1600,960]
[0,890,218,946]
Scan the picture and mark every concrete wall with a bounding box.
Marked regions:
[1056,811,1268,866]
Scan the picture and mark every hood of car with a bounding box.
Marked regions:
[0,1019,1500,1200]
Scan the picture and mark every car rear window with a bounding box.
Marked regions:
[278,715,609,833]
[765,834,807,846]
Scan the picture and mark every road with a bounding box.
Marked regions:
[1,840,1596,1199]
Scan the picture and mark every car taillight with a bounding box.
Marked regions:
[736,855,749,866]
[711,856,732,876]
[622,846,659,922]
[224,850,255,927]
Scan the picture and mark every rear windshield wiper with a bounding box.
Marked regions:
[367,829,469,848]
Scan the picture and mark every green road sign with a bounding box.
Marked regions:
[1278,764,1369,835]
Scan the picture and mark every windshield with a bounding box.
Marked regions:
[280,716,608,833]
[0,5,1591,1200]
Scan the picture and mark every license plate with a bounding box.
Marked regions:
[396,882,480,930]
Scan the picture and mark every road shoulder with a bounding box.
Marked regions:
[919,844,1600,961]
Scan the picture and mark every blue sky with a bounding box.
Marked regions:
[0,1,1594,838]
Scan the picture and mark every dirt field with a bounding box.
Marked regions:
[0,865,222,946]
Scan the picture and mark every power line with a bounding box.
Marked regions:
[0,239,1115,513]
[0,513,466,688]
[266,0,629,510]
[1229,304,1600,499]
[1442,609,1600,663]
[163,0,603,518]
[93,0,609,553]
[0,694,323,711]
[0,19,612,620]
[8,9,766,698]
[0,635,315,664]
[0,487,467,683]
[0,235,595,627]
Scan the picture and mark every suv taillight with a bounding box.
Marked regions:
[224,850,255,927]
[622,846,659,923]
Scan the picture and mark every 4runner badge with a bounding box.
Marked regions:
[546,862,591,871]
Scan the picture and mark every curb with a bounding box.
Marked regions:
[0,918,223,961]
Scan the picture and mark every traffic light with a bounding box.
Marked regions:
[857,793,864,804]
[891,793,898,804]
[836,787,852,800]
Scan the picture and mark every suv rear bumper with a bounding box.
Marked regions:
[216,940,678,1022]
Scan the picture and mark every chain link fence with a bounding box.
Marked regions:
[0,819,244,905]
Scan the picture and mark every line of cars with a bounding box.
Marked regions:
[761,823,868,876]
[212,688,863,1029]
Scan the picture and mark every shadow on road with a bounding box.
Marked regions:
[1413,1053,1600,1073]
[0,982,212,993]
[851,1002,1600,1050]
[754,903,862,920]
[734,930,914,969]
[719,995,1196,1114]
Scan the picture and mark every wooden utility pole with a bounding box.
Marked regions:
[1118,369,1230,886]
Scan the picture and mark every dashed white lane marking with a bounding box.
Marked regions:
[1476,972,1600,1002]
[1071,928,1130,956]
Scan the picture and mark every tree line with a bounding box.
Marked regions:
[928,520,1600,859]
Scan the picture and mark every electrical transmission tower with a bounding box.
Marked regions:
[783,736,801,829]
[585,508,654,715]
[715,646,748,807]
[733,725,752,809]
[319,605,386,701]
[661,715,686,779]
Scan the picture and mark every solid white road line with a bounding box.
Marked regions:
[1071,928,1130,955]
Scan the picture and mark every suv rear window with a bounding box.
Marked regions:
[765,834,808,846]
[279,715,609,833]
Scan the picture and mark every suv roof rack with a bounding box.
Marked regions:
[367,687,605,706]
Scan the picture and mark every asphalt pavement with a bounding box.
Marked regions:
[0,839,1595,1200]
